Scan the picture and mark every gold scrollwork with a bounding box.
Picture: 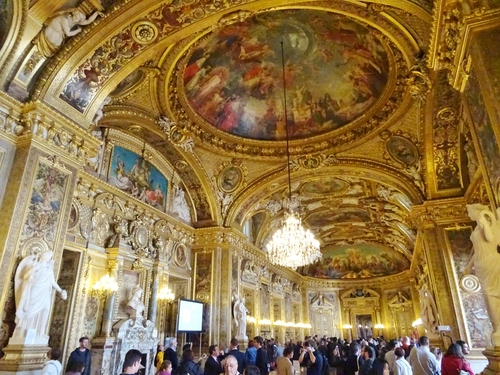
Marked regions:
[131,22,158,45]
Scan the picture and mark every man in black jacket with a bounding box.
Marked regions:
[66,336,91,375]
[254,336,269,375]
[225,338,247,374]
[205,344,224,375]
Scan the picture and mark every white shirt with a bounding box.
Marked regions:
[408,346,437,375]
[394,358,413,375]
[42,359,62,375]
[385,350,397,374]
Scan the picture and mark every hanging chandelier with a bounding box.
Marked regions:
[266,42,322,270]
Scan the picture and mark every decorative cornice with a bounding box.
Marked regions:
[410,197,468,228]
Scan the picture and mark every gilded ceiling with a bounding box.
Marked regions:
[2,0,479,279]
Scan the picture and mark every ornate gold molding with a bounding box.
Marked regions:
[411,197,468,228]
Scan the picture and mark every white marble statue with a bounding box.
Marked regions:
[418,283,438,333]
[126,285,145,320]
[466,204,500,347]
[93,96,112,124]
[13,251,67,341]
[34,9,103,58]
[172,186,191,222]
[233,297,249,340]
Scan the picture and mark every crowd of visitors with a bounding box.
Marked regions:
[40,333,475,375]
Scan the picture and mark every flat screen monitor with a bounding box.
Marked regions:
[177,299,204,332]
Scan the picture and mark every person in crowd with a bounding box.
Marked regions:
[254,336,270,375]
[42,348,63,375]
[225,338,247,374]
[157,360,173,375]
[393,347,412,375]
[344,342,361,375]
[66,336,91,375]
[455,341,470,358]
[165,338,179,370]
[385,340,399,375]
[359,345,375,375]
[244,365,261,375]
[408,336,438,375]
[183,343,193,352]
[293,341,303,361]
[65,362,85,375]
[276,347,294,375]
[429,347,442,375]
[156,344,165,372]
[276,340,285,358]
[401,337,413,359]
[175,350,204,375]
[246,340,257,366]
[300,339,324,375]
[441,343,473,375]
[223,355,240,375]
[372,359,390,375]
[205,345,224,375]
[120,349,145,375]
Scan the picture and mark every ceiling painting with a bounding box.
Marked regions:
[183,9,390,140]
[305,207,372,227]
[301,243,410,279]
[301,178,349,196]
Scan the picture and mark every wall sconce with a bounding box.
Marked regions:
[374,323,384,336]
[258,319,272,326]
[92,274,119,300]
[342,324,353,342]
[247,316,257,324]
[412,318,422,328]
[158,286,175,304]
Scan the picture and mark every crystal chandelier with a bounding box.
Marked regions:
[266,42,321,270]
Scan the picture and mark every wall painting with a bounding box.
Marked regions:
[183,10,389,141]
[302,243,409,279]
[21,161,69,247]
[446,228,492,348]
[109,145,168,211]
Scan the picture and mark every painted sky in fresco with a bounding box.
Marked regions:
[183,9,389,140]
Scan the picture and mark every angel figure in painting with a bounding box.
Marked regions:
[13,251,67,341]
[234,297,249,340]
[172,186,191,222]
[34,8,104,58]
[465,204,500,347]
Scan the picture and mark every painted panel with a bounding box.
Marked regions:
[302,243,409,279]
[464,69,500,205]
[184,10,389,140]
[21,161,69,247]
[109,145,168,211]
[446,228,492,348]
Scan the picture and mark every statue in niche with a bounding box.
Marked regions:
[93,96,111,124]
[418,283,438,333]
[233,297,249,340]
[13,251,67,340]
[34,9,104,58]
[172,186,191,222]
[126,285,145,321]
[465,204,500,347]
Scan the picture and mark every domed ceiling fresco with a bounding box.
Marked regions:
[183,9,390,140]
[301,243,410,279]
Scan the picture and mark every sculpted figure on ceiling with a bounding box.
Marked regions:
[34,9,103,58]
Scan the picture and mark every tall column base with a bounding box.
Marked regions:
[482,347,500,375]
[90,336,115,375]
[0,343,49,373]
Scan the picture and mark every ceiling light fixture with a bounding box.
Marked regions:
[265,42,322,270]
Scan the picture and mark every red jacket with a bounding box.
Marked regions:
[441,355,474,375]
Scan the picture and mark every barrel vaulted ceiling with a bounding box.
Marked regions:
[4,0,479,280]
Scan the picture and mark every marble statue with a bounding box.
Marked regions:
[127,285,145,320]
[466,204,500,347]
[172,186,191,222]
[34,9,103,58]
[13,251,67,341]
[233,297,249,340]
[93,96,112,124]
[418,283,438,333]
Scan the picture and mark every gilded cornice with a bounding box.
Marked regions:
[302,270,412,289]
[410,197,468,228]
